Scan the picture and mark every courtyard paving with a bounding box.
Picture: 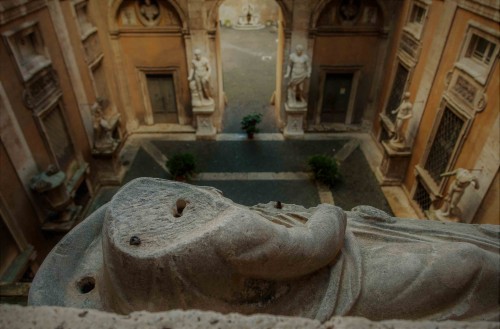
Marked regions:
[87,133,393,216]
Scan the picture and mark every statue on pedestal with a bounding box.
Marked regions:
[92,106,120,154]
[434,168,480,222]
[284,45,311,107]
[389,92,412,149]
[30,178,499,322]
[188,49,213,107]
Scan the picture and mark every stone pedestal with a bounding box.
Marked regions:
[376,141,411,185]
[92,148,124,185]
[284,102,307,138]
[426,206,462,223]
[193,102,216,140]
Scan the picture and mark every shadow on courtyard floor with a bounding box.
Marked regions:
[87,138,392,216]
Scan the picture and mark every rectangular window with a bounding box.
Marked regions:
[41,105,76,171]
[409,4,425,24]
[413,181,432,212]
[385,63,409,121]
[424,107,465,184]
[467,34,496,65]
[91,61,110,107]
[456,24,499,85]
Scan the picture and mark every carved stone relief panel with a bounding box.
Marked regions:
[400,31,421,61]
[316,0,381,29]
[23,67,60,111]
[447,70,488,113]
[2,21,51,82]
[117,0,181,28]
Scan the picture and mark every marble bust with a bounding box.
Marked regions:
[29,178,499,322]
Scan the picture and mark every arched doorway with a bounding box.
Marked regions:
[215,0,286,133]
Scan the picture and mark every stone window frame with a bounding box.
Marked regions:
[378,58,413,142]
[71,0,97,41]
[403,0,431,41]
[88,55,110,109]
[136,66,186,125]
[455,21,499,86]
[2,21,52,82]
[33,94,77,172]
[414,98,472,198]
[314,65,362,125]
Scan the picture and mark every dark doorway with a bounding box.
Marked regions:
[146,74,178,124]
[321,73,353,123]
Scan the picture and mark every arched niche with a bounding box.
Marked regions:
[109,0,188,33]
[310,0,388,33]
[207,0,291,31]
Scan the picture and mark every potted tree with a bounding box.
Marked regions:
[166,153,197,182]
[308,154,341,187]
[241,113,263,139]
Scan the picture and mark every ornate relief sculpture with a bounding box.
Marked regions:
[284,45,311,107]
[139,0,160,25]
[30,178,499,322]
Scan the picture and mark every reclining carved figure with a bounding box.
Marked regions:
[29,178,500,322]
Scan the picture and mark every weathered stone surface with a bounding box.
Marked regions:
[29,178,500,322]
[1,305,498,329]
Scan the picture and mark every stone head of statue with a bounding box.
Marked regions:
[194,49,202,60]
[403,91,410,99]
[295,44,304,56]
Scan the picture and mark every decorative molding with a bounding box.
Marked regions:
[22,67,60,111]
[0,0,46,26]
[399,31,421,61]
[2,20,52,82]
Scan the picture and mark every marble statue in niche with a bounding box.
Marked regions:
[389,92,412,150]
[434,168,480,222]
[188,49,213,106]
[30,178,500,322]
[284,45,311,107]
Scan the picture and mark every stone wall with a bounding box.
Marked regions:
[0,305,497,329]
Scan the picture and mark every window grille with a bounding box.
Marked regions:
[424,107,464,183]
[413,181,432,212]
[42,106,76,171]
[385,64,409,121]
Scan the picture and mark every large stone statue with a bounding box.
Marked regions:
[284,45,311,106]
[434,168,480,222]
[188,49,213,106]
[389,92,412,150]
[29,178,499,322]
[92,106,120,153]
